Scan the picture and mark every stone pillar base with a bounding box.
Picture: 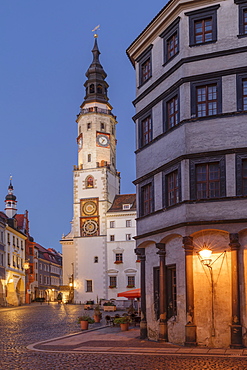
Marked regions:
[140,320,147,339]
[230,325,243,348]
[159,320,168,341]
[184,323,197,347]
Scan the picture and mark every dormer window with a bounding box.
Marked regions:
[123,204,131,210]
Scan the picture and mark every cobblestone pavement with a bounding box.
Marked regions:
[1,303,247,369]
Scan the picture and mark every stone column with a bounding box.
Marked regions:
[135,247,147,339]
[183,236,196,346]
[156,243,168,341]
[229,233,243,348]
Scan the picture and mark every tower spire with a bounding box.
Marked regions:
[5,176,17,218]
[81,35,111,109]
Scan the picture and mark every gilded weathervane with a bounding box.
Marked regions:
[92,25,100,38]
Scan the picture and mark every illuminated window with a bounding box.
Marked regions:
[86,176,94,188]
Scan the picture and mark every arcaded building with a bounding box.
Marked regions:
[127,0,247,348]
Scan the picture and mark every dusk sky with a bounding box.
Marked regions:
[0,1,166,251]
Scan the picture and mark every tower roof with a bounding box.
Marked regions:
[81,36,110,108]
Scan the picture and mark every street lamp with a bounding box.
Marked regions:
[199,244,212,266]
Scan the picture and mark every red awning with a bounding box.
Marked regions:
[117,288,141,299]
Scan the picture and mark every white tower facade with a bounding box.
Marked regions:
[61,36,120,303]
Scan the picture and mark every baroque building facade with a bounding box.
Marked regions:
[127,0,247,348]
[61,36,139,304]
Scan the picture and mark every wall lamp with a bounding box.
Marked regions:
[199,244,212,266]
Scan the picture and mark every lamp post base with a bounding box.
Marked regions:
[184,323,197,347]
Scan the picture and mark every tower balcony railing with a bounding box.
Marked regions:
[79,106,115,117]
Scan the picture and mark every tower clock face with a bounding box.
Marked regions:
[97,134,109,147]
[83,201,97,215]
[83,220,98,235]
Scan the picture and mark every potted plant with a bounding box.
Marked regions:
[93,305,102,323]
[77,315,95,330]
[114,316,130,331]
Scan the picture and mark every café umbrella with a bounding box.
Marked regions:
[117,288,141,315]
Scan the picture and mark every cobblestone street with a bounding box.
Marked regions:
[1,304,247,370]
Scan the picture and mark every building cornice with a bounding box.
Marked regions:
[127,0,223,66]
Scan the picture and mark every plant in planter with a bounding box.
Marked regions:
[103,301,116,311]
[93,305,102,323]
[77,315,95,330]
[114,316,130,331]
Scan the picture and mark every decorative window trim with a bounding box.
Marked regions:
[235,0,247,37]
[236,153,247,195]
[236,73,247,111]
[185,4,220,47]
[160,17,180,65]
[163,88,180,132]
[137,45,153,87]
[190,77,222,118]
[163,163,181,208]
[190,155,226,200]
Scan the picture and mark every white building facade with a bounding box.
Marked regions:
[127,0,247,348]
[61,36,139,304]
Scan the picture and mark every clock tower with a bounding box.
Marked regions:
[61,35,120,303]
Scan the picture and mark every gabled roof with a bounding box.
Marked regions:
[107,194,136,212]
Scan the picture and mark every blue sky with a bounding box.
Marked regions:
[0,1,166,251]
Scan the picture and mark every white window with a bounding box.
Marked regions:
[127,276,135,288]
[126,220,132,227]
[110,221,115,228]
[109,276,117,288]
[126,234,131,241]
[123,204,131,210]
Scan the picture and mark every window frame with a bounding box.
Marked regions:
[86,280,93,292]
[127,275,135,288]
[126,220,131,227]
[163,89,180,132]
[236,73,247,111]
[235,0,247,37]
[140,181,154,217]
[115,253,123,263]
[137,45,153,87]
[195,162,220,199]
[163,164,181,208]
[160,17,180,64]
[236,153,247,196]
[109,276,117,288]
[126,234,132,241]
[110,235,115,242]
[110,221,115,228]
[190,156,226,200]
[191,78,222,118]
[185,5,220,47]
[139,113,152,148]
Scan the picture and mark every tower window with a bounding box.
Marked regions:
[87,122,91,130]
[86,175,94,188]
[88,154,91,162]
[94,256,98,263]
[97,84,103,94]
[89,84,95,93]
[101,123,105,131]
